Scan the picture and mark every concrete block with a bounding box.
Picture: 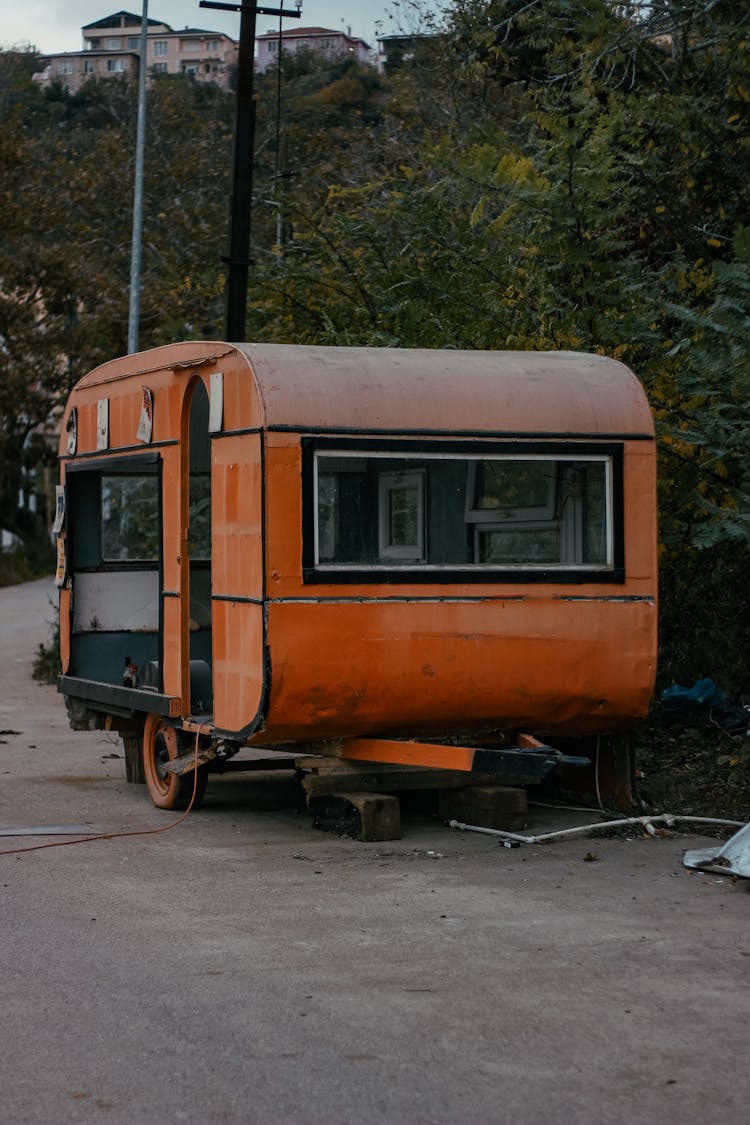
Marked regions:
[438,785,527,831]
[309,792,401,841]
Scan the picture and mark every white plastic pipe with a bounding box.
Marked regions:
[448,814,743,846]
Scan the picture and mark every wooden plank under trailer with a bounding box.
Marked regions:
[162,733,587,786]
[157,733,591,840]
[293,738,583,840]
[298,766,531,842]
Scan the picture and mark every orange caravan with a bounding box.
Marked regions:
[56,343,657,810]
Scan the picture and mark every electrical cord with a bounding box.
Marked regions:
[0,725,205,857]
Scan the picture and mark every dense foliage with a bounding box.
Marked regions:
[0,0,748,684]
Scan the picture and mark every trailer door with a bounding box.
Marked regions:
[208,425,265,738]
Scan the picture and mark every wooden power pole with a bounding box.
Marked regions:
[200,1,302,341]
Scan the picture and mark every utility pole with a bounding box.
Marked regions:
[127,0,149,354]
[200,1,302,341]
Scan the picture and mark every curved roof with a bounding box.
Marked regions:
[69,342,653,439]
[239,344,654,437]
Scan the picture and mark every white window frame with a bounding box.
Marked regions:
[311,449,614,574]
[465,459,556,523]
[378,471,425,561]
[470,456,613,567]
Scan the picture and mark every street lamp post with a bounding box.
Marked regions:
[127,0,149,354]
[200,1,302,341]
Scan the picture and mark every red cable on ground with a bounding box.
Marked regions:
[0,726,205,857]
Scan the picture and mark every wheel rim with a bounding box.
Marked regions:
[143,715,181,806]
[153,732,171,783]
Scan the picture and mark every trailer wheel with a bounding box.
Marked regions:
[143,715,207,811]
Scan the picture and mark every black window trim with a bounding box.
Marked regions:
[66,450,164,572]
[301,437,625,585]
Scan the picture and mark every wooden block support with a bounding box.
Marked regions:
[309,792,402,842]
[122,734,145,785]
[437,786,528,832]
[297,757,496,801]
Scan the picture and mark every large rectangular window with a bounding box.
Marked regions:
[304,441,622,583]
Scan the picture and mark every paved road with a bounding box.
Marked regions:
[0,578,748,1125]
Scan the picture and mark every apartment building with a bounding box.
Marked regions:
[255,25,371,74]
[36,10,238,93]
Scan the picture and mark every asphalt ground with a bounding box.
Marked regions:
[1,578,748,1125]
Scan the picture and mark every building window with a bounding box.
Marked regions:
[107,58,125,72]
[152,62,168,73]
[180,39,201,52]
[153,41,168,56]
[106,38,121,50]
[88,39,100,49]
[206,40,218,52]
[305,441,621,581]
[83,59,95,74]
[127,37,140,49]
[182,63,199,75]
[58,60,73,74]
[267,40,277,53]
[378,472,425,561]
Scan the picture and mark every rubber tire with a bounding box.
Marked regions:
[142,714,208,811]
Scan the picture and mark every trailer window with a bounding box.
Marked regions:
[307,443,621,582]
[101,474,160,562]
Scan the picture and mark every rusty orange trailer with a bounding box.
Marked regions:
[56,343,657,809]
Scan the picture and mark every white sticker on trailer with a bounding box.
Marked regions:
[209,372,224,433]
[52,485,66,535]
[136,386,153,443]
[97,398,109,450]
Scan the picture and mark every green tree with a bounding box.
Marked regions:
[0,70,233,539]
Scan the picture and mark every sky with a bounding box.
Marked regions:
[0,0,439,55]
